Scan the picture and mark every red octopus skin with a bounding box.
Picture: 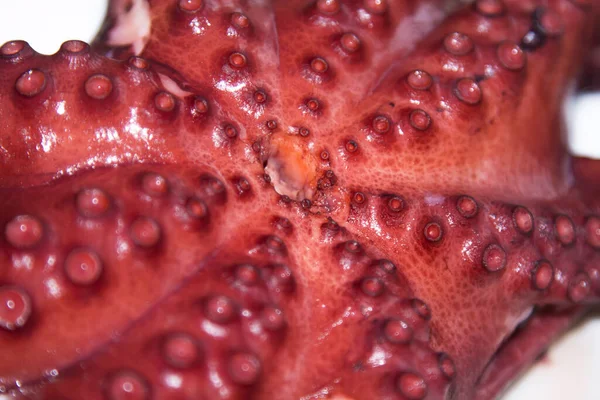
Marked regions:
[0,0,599,399]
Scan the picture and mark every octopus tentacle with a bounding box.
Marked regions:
[0,0,599,399]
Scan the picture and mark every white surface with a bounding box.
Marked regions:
[504,316,600,400]
[0,1,599,399]
[568,94,600,159]
[0,0,106,54]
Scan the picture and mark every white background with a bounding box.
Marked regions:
[0,1,599,399]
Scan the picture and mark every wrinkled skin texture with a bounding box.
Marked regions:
[1,0,600,399]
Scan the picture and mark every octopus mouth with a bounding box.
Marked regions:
[263,133,319,202]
